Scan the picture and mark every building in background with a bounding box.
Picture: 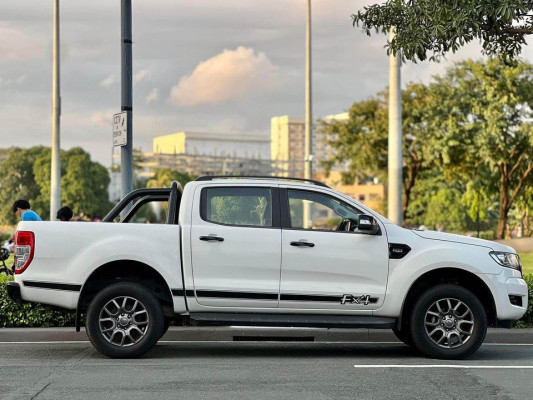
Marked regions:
[110,131,274,200]
[107,117,385,211]
[271,113,347,178]
[315,171,385,215]
[138,152,274,179]
[271,113,385,212]
[153,131,269,160]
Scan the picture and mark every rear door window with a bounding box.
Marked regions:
[202,187,273,227]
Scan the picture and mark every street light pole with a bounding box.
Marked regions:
[304,0,313,181]
[303,0,313,229]
[388,28,403,225]
[50,0,61,220]
[121,0,133,200]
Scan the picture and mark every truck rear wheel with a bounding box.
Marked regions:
[410,284,487,359]
[86,282,164,358]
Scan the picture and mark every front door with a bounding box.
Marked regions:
[190,185,281,308]
[279,188,389,311]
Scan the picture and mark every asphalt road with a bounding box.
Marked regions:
[1,341,532,400]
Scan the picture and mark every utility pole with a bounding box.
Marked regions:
[304,0,313,181]
[50,0,61,220]
[303,0,313,229]
[121,0,133,200]
[388,28,402,225]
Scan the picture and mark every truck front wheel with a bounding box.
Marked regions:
[86,282,164,358]
[410,284,487,359]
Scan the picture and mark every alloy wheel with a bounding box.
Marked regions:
[424,297,474,349]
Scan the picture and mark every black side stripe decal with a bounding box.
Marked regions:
[196,290,278,300]
[23,281,82,292]
[171,289,194,297]
[173,289,378,304]
[281,294,339,302]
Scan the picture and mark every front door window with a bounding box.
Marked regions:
[287,189,362,232]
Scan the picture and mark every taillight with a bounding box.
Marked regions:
[14,231,35,274]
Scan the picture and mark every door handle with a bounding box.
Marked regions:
[199,235,224,242]
[290,241,315,248]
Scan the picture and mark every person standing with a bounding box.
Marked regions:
[12,199,42,221]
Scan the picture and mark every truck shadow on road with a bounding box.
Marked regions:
[140,342,532,362]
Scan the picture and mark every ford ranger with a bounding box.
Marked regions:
[7,176,528,359]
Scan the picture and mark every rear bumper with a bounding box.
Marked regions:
[6,282,24,304]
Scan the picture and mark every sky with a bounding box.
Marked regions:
[2,0,533,168]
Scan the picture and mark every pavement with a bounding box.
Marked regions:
[1,340,533,399]
[0,326,532,343]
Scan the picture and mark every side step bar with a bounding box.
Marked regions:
[189,313,396,329]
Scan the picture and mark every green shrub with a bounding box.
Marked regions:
[0,275,76,327]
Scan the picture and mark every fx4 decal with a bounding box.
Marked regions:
[340,294,379,305]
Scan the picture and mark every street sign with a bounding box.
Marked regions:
[113,112,127,146]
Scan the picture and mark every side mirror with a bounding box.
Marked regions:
[357,214,380,235]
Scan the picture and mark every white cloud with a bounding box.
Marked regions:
[99,74,117,88]
[0,25,44,61]
[145,88,159,104]
[134,69,151,85]
[0,75,26,88]
[207,118,245,133]
[170,46,280,106]
[89,110,115,127]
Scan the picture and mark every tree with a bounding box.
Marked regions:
[0,147,49,224]
[146,169,195,189]
[60,148,113,219]
[0,147,112,223]
[429,59,533,239]
[353,1,533,62]
[321,83,438,222]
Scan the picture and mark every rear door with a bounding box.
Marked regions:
[279,187,389,311]
[190,184,281,308]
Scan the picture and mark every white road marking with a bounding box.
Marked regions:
[354,365,533,369]
[0,341,90,344]
[0,340,532,345]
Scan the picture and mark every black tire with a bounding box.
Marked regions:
[392,326,414,347]
[86,282,164,358]
[160,317,172,339]
[410,284,487,359]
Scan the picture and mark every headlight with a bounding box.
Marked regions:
[489,251,522,273]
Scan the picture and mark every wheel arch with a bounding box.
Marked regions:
[76,260,174,328]
[398,268,497,329]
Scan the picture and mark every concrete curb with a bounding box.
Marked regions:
[0,327,531,344]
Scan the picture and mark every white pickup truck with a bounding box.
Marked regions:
[7,176,528,359]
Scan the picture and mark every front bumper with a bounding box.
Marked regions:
[483,269,528,321]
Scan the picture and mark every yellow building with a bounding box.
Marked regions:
[153,131,270,159]
[315,171,385,215]
[153,133,186,155]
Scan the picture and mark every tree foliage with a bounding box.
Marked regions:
[145,168,195,189]
[353,0,533,62]
[430,59,533,238]
[322,58,533,237]
[321,83,438,222]
[0,147,50,224]
[0,147,112,223]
